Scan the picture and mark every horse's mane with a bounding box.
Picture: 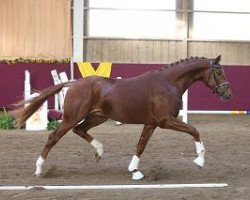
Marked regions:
[164,56,208,69]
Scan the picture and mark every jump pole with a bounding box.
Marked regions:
[180,90,250,120]
[188,110,250,115]
[0,183,228,190]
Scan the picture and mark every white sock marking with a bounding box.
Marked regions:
[35,156,44,175]
[90,139,103,157]
[193,151,205,167]
[132,170,144,180]
[194,141,205,167]
[195,141,205,155]
[128,155,140,172]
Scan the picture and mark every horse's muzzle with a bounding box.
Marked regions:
[214,82,232,101]
[221,91,232,101]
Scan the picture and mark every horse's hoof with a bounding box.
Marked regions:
[95,153,101,162]
[115,121,122,126]
[193,156,205,168]
[132,171,144,180]
[34,173,42,177]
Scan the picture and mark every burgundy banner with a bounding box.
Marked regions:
[0,62,249,111]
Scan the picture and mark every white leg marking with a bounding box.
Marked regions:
[132,171,144,180]
[193,151,205,167]
[90,139,103,157]
[128,155,140,172]
[34,156,44,176]
[195,141,205,155]
[115,121,122,126]
[128,155,144,180]
[194,141,205,167]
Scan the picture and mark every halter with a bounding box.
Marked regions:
[208,61,230,96]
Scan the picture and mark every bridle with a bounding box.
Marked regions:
[208,61,230,96]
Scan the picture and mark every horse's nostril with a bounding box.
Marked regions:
[224,92,232,100]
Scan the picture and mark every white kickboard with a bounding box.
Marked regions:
[26,95,48,131]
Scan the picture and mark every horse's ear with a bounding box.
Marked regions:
[214,55,221,64]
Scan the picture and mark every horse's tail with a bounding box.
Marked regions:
[12,82,69,128]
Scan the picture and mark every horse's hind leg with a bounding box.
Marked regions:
[34,119,77,177]
[160,117,205,168]
[73,112,108,161]
[128,125,156,180]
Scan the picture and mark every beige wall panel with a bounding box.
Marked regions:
[138,40,147,63]
[84,39,92,61]
[84,39,184,64]
[128,40,140,63]
[85,39,250,65]
[100,39,110,61]
[188,41,250,65]
[90,39,101,61]
[168,41,178,63]
[152,40,162,62]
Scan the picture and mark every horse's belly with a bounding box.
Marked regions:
[101,98,150,124]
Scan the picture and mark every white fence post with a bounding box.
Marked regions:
[24,70,31,100]
[24,71,48,131]
[180,90,188,123]
[51,70,70,111]
[51,70,64,110]
[59,72,69,96]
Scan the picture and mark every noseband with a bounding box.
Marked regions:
[208,62,230,96]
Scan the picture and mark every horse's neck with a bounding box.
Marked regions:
[165,60,209,95]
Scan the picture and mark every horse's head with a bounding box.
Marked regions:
[204,55,232,100]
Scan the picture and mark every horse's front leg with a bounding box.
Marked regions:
[128,125,156,180]
[161,117,205,168]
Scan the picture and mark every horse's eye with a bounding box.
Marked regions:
[216,69,221,74]
[215,67,222,74]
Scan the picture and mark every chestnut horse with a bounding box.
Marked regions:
[14,55,232,180]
